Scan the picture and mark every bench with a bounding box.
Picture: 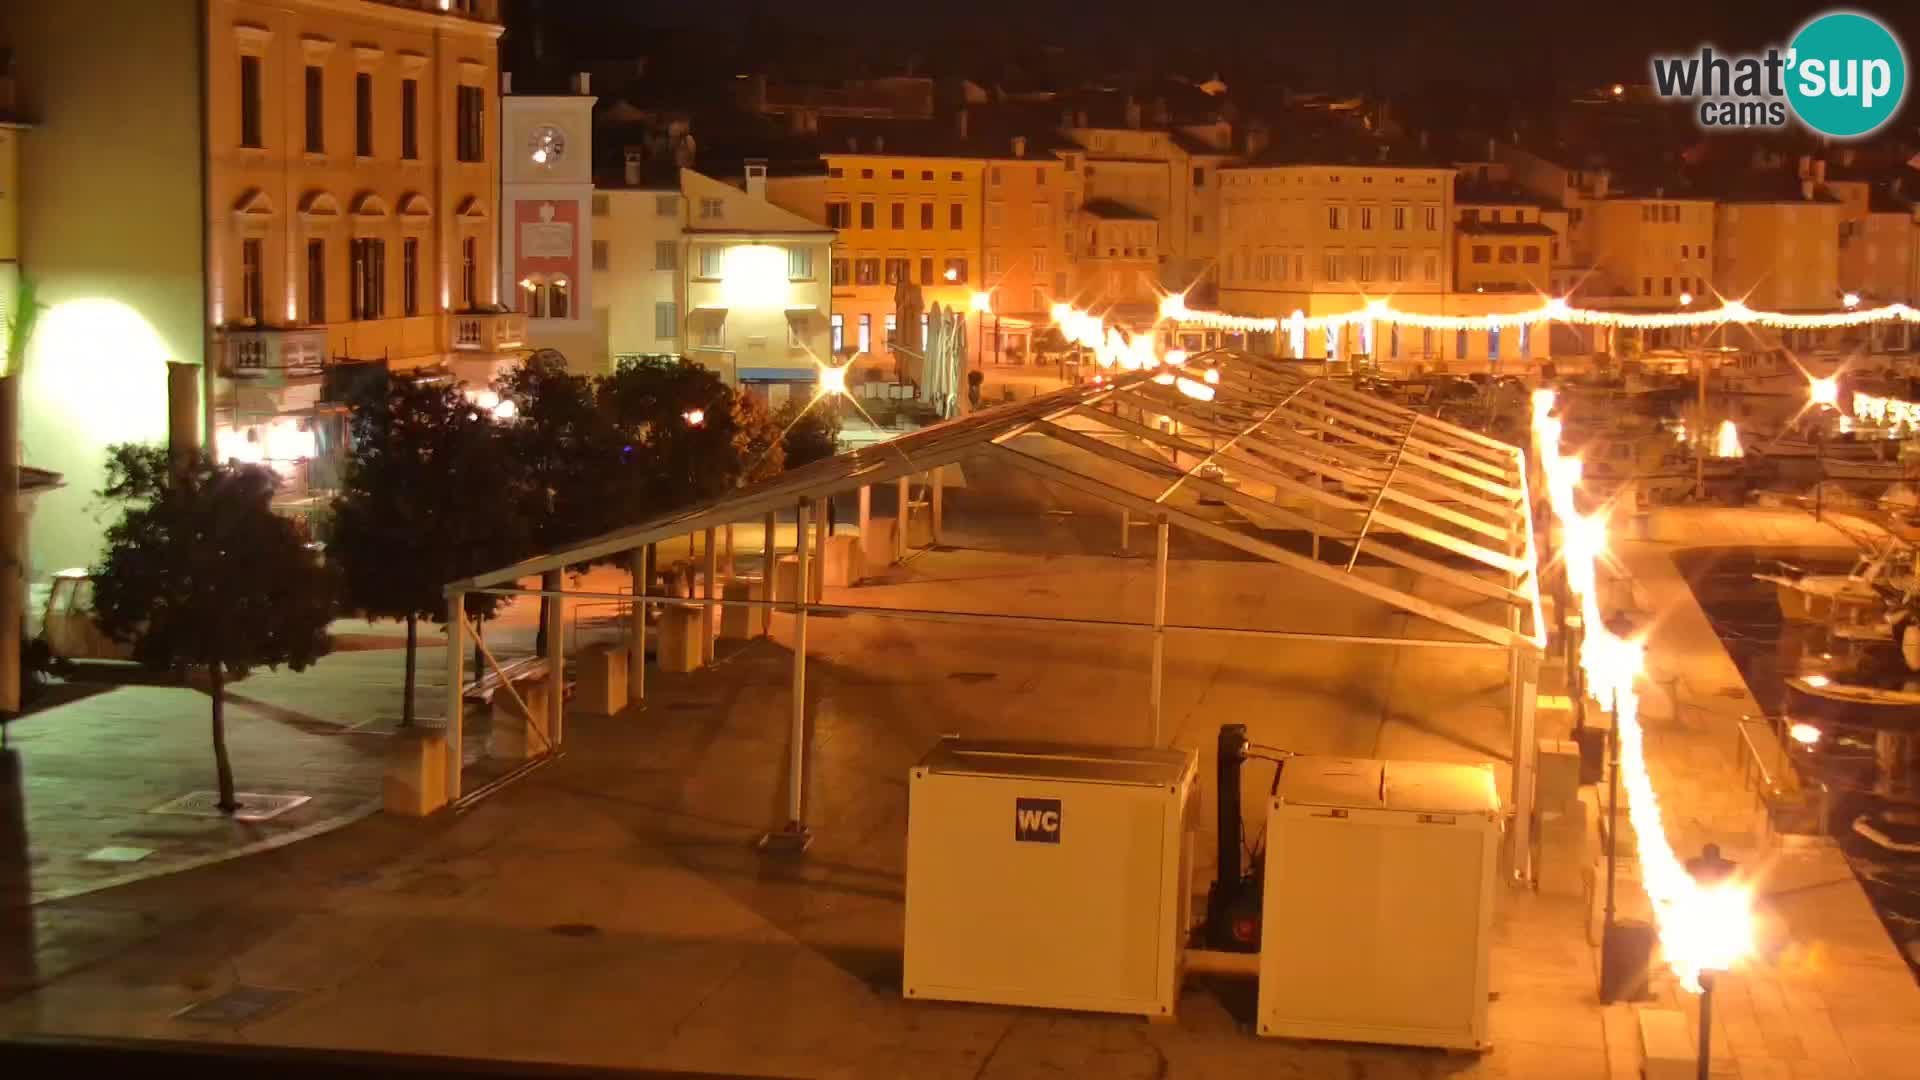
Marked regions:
[463,657,576,705]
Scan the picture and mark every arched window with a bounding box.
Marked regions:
[522,274,547,318]
[548,276,570,320]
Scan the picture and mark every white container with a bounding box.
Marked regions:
[1256,757,1501,1051]
[904,739,1197,1018]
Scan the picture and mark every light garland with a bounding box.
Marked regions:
[1160,292,1920,335]
[1532,390,1753,993]
[1852,391,1920,431]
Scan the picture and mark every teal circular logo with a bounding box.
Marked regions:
[1787,12,1907,138]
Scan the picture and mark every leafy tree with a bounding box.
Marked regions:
[733,390,785,485]
[599,356,758,506]
[775,397,843,469]
[91,445,335,812]
[498,353,635,651]
[331,376,533,726]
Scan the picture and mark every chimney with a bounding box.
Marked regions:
[745,159,767,200]
[1244,125,1269,158]
[873,135,885,153]
[1011,135,1027,158]
[1124,97,1142,130]
[1377,144,1390,163]
[956,109,969,139]
[1813,158,1827,183]
[624,148,643,186]
[501,71,513,95]
[847,136,859,152]
[573,71,591,95]
[1798,154,1812,179]
[1802,178,1815,200]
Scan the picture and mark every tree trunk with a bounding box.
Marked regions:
[534,595,550,655]
[401,612,417,727]
[210,665,237,812]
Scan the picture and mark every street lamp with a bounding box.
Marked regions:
[1679,291,1693,307]
[1843,291,1862,309]
[970,290,992,366]
[1685,845,1738,1080]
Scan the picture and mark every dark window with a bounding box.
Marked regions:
[891,169,905,179]
[890,203,905,229]
[1472,245,1491,264]
[921,170,934,181]
[306,240,327,323]
[919,256,934,283]
[831,258,850,286]
[239,56,263,148]
[855,258,880,285]
[859,202,875,229]
[920,203,933,229]
[950,203,963,229]
[861,168,874,179]
[945,257,967,283]
[1498,245,1516,264]
[828,167,844,178]
[1662,276,1673,296]
[350,238,386,320]
[1192,166,1205,188]
[402,237,419,316]
[401,79,419,159]
[462,236,477,307]
[355,73,373,157]
[885,257,909,284]
[241,238,263,323]
[305,65,325,153]
[457,85,485,163]
[1522,246,1540,265]
[827,202,850,228]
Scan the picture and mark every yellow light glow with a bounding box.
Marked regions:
[683,408,705,427]
[1159,293,1193,321]
[1679,292,1693,307]
[1809,375,1841,408]
[817,363,848,396]
[1164,349,1188,367]
[720,245,790,308]
[1803,673,1830,687]
[1713,419,1743,459]
[944,267,959,282]
[969,291,993,314]
[1160,297,1920,335]
[1843,292,1861,309]
[1789,722,1822,745]
[1175,376,1215,401]
[493,399,518,420]
[1532,387,1755,993]
[1202,367,1221,385]
[1612,83,1625,95]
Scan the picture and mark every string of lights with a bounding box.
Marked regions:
[1531,391,1753,994]
[1160,293,1920,335]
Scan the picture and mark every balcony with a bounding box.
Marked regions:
[451,310,528,353]
[223,325,329,386]
[363,0,501,22]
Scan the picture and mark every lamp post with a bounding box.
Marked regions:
[1685,844,1738,1079]
[970,290,992,367]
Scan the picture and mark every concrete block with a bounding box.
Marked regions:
[721,578,763,640]
[904,504,932,548]
[820,533,865,587]
[1537,796,1590,898]
[773,555,802,605]
[657,605,704,673]
[1538,737,1582,818]
[488,677,551,760]
[573,644,627,716]
[862,517,899,566]
[383,728,447,816]
[1638,1007,1695,1080]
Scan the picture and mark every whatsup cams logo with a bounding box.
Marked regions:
[1650,10,1907,138]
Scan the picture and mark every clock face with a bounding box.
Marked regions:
[528,124,567,166]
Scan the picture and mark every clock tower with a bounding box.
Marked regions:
[500,72,597,369]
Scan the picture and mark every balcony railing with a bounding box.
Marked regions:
[362,0,500,22]
[452,310,528,353]
[223,325,330,384]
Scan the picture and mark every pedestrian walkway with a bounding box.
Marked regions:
[0,621,435,910]
[1599,506,1920,1078]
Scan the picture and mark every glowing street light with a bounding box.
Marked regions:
[1809,374,1841,408]
[683,408,706,427]
[1678,292,1693,307]
[817,363,848,397]
[1611,83,1625,96]
[969,291,992,314]
[1843,292,1862,309]
[1789,722,1822,746]
[944,266,959,282]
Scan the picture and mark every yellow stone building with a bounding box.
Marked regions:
[1,0,506,574]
